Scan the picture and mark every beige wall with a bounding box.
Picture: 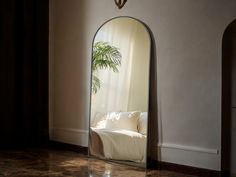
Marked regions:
[49,0,236,170]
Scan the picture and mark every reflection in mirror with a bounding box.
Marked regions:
[89,17,151,167]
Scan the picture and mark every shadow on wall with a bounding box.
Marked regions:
[50,0,90,145]
[146,25,158,166]
[222,18,236,176]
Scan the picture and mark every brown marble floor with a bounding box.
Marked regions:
[0,148,198,177]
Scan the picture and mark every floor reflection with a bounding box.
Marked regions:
[88,158,146,177]
[0,148,197,177]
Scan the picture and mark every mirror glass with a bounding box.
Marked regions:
[89,17,151,167]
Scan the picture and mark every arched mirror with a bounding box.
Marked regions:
[89,17,151,167]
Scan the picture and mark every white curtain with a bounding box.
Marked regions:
[91,19,139,116]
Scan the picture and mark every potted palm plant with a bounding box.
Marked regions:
[92,41,122,94]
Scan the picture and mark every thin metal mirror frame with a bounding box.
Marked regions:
[88,16,153,168]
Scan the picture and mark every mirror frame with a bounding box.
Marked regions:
[88,16,154,168]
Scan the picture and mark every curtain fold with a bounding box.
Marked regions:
[0,0,49,147]
[93,21,135,113]
[91,19,150,119]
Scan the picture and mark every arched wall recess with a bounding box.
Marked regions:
[222,18,236,177]
[88,16,158,168]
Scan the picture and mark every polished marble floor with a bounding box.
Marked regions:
[0,148,198,177]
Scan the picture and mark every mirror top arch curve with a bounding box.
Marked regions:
[92,16,151,44]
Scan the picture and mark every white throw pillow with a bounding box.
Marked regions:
[138,112,147,135]
[91,112,107,128]
[105,111,141,132]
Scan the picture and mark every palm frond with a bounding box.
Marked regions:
[92,41,122,94]
[92,75,100,94]
[92,41,122,72]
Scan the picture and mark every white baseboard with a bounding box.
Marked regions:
[51,127,89,147]
[51,129,221,170]
[158,143,220,171]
